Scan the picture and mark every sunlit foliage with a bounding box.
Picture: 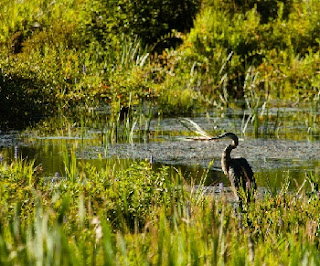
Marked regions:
[0,158,320,264]
[0,0,320,129]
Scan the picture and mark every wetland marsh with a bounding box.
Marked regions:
[1,106,320,264]
[2,0,320,264]
[1,106,319,190]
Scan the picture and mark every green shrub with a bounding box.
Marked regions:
[162,0,320,104]
[1,0,320,129]
[84,0,200,47]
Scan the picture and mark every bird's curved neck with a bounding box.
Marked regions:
[221,143,236,175]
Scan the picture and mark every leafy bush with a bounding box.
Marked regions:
[1,0,320,129]
[224,0,293,23]
[160,0,320,104]
[0,159,187,231]
[84,0,201,47]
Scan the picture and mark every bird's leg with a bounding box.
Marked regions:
[245,181,256,203]
[233,200,245,216]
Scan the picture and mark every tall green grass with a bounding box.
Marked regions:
[1,149,320,265]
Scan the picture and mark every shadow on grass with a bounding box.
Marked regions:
[0,73,54,131]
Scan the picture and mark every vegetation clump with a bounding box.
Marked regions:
[1,0,320,129]
[0,158,320,264]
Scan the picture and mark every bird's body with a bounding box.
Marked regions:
[213,132,256,202]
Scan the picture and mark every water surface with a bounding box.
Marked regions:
[1,107,319,190]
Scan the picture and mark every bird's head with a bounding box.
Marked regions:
[212,132,239,147]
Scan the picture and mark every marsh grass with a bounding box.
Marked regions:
[105,101,153,144]
[62,143,77,183]
[0,152,320,265]
[27,103,154,145]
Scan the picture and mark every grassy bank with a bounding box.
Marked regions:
[1,0,320,129]
[0,158,320,265]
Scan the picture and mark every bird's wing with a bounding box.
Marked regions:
[238,158,255,183]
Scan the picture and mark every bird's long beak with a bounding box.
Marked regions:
[210,135,224,141]
[209,137,221,143]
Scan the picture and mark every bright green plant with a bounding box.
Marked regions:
[2,0,320,130]
[1,155,320,264]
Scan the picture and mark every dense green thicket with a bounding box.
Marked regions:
[0,0,200,129]
[0,0,320,129]
[169,0,320,105]
[85,0,200,47]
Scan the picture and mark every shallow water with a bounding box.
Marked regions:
[0,107,319,190]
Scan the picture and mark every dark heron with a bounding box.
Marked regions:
[179,119,256,202]
[212,132,256,202]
